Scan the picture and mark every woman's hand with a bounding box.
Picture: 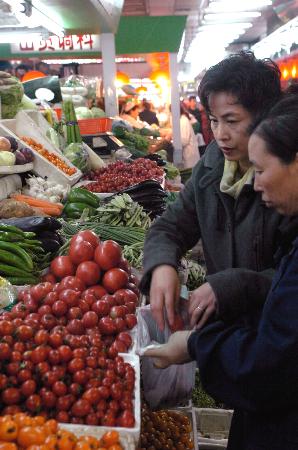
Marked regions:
[150,265,181,331]
[188,282,218,328]
[143,331,193,369]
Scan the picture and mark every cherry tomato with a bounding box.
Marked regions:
[2,387,21,405]
[52,300,68,317]
[57,276,86,292]
[0,343,11,360]
[91,300,110,317]
[84,285,107,299]
[82,311,98,329]
[66,319,85,336]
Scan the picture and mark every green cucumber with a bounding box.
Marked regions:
[0,232,24,242]
[0,224,24,235]
[6,276,38,286]
[0,241,33,270]
[0,264,32,277]
[0,249,31,271]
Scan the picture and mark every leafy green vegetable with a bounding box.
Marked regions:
[0,78,24,118]
[91,107,105,118]
[192,370,220,408]
[63,143,89,173]
[75,107,93,119]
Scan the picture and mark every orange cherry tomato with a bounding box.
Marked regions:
[0,420,18,441]
[17,426,46,447]
[0,443,18,450]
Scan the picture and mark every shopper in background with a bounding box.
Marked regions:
[144,88,298,450]
[0,60,13,75]
[180,102,200,168]
[15,63,30,81]
[188,95,202,127]
[140,51,284,332]
[120,100,145,129]
[139,100,159,126]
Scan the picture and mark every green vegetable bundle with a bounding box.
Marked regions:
[95,194,151,229]
[113,126,149,152]
[63,99,82,145]
[0,223,49,285]
[122,242,144,270]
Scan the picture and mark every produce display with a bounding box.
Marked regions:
[95,194,151,229]
[0,413,125,449]
[84,159,164,193]
[113,127,149,154]
[0,71,24,119]
[11,194,63,217]
[0,135,34,168]
[0,230,138,427]
[63,188,99,220]
[22,176,66,203]
[0,223,51,285]
[138,403,194,450]
[21,136,77,176]
[119,180,167,218]
[0,216,64,256]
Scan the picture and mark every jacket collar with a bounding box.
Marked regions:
[274,216,298,263]
[199,141,225,189]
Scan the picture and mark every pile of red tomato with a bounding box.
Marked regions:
[84,159,164,193]
[0,230,138,428]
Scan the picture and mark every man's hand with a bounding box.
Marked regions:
[188,282,217,329]
[143,331,193,369]
[150,265,180,331]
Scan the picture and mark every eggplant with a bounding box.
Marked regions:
[4,136,18,152]
[0,216,62,232]
[37,230,64,245]
[38,238,61,253]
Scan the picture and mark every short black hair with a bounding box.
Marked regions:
[188,95,196,101]
[198,51,281,120]
[0,60,12,72]
[251,83,298,164]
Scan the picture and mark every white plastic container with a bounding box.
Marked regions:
[194,407,233,449]
[17,110,51,136]
[0,120,81,186]
[61,353,141,444]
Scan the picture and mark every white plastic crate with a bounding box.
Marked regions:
[194,407,233,449]
[0,120,81,186]
[61,353,140,445]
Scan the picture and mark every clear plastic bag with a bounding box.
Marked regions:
[137,303,196,409]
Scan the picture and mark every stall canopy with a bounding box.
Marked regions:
[0,16,186,59]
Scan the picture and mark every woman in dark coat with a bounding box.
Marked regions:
[145,88,298,450]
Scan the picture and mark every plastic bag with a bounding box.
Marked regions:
[63,142,90,173]
[137,302,196,409]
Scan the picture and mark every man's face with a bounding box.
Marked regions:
[208,91,253,165]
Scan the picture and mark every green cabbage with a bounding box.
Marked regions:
[74,107,93,120]
[0,78,24,119]
[91,107,105,118]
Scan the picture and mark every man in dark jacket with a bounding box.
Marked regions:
[140,51,283,330]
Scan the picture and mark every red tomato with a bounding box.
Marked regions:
[94,240,122,271]
[59,289,80,307]
[52,300,68,317]
[82,311,98,329]
[40,314,57,330]
[20,379,36,397]
[110,305,127,319]
[69,240,95,265]
[52,380,68,396]
[41,389,57,408]
[2,387,21,405]
[125,314,137,329]
[30,282,53,302]
[126,282,140,297]
[117,331,132,348]
[66,319,85,335]
[78,299,90,313]
[0,343,11,360]
[82,387,101,404]
[31,345,49,363]
[114,288,138,305]
[102,268,129,293]
[0,320,14,336]
[34,329,49,345]
[70,230,100,249]
[15,324,33,341]
[117,409,135,427]
[56,411,69,422]
[50,256,75,279]
[48,349,61,365]
[57,276,86,292]
[81,292,96,307]
[76,261,101,286]
[68,358,84,373]
[98,317,117,335]
[48,332,63,348]
[41,272,56,284]
[118,257,131,274]
[38,304,52,316]
[56,395,74,411]
[84,285,107,299]
[43,291,59,306]
[91,300,110,317]
[67,307,83,320]
[71,398,91,417]
[58,345,73,362]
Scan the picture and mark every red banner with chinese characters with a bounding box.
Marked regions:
[11,35,100,54]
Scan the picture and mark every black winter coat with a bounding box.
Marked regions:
[188,225,298,449]
[140,141,285,321]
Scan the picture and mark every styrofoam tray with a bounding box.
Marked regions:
[18,110,51,136]
[61,353,140,444]
[0,120,82,186]
[59,425,135,449]
[0,163,33,174]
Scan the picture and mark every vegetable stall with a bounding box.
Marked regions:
[0,96,211,450]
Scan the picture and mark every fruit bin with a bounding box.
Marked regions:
[60,425,135,449]
[0,120,82,186]
[168,407,199,450]
[62,353,141,445]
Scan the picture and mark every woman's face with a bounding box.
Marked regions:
[208,92,253,166]
[130,107,139,119]
[249,133,298,216]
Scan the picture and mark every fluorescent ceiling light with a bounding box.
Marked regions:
[200,22,253,30]
[2,0,65,37]
[204,11,261,22]
[207,0,272,13]
[0,32,42,43]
